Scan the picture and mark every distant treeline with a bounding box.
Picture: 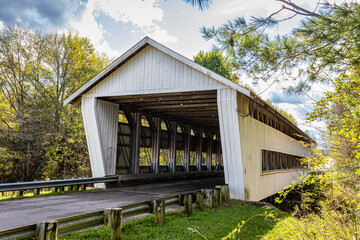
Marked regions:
[0,26,110,183]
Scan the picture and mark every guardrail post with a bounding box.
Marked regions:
[202,189,214,208]
[216,185,228,204]
[183,194,192,217]
[153,199,165,225]
[195,191,204,210]
[104,208,122,240]
[36,220,58,240]
[178,194,184,206]
[33,188,40,196]
[213,188,219,207]
[216,185,229,204]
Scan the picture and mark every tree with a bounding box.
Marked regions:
[199,2,360,237]
[201,1,360,94]
[307,68,360,177]
[193,49,238,82]
[0,26,109,182]
[173,0,212,11]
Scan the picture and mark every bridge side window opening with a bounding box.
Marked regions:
[262,149,304,172]
[249,105,307,142]
[139,117,151,166]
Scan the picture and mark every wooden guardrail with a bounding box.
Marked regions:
[0,185,229,240]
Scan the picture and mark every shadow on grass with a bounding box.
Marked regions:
[60,200,288,240]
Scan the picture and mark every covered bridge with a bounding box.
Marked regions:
[64,37,312,201]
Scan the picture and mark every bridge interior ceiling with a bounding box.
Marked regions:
[100,90,219,131]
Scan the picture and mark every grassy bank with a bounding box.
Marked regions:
[60,201,290,240]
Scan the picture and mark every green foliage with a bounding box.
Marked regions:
[193,49,239,82]
[201,2,360,93]
[307,69,360,177]
[265,100,298,126]
[168,0,212,11]
[0,26,110,182]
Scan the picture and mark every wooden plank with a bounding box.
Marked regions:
[114,97,217,105]
[138,103,217,110]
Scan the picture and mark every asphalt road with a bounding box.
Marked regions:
[0,177,224,231]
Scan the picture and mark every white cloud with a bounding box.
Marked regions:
[69,0,119,58]
[69,0,177,57]
[95,0,163,28]
[144,25,178,43]
[95,0,177,44]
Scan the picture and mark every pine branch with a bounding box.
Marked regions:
[277,0,322,18]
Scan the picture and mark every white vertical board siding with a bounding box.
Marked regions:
[87,46,225,96]
[238,103,310,201]
[217,89,245,200]
[95,100,119,175]
[82,97,105,181]
[82,97,119,183]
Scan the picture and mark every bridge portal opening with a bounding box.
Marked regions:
[99,90,223,177]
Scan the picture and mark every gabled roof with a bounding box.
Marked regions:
[64,36,250,106]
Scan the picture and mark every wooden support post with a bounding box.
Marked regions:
[215,187,222,205]
[178,194,185,206]
[59,186,64,192]
[36,220,58,240]
[194,129,203,172]
[195,192,204,211]
[104,208,122,240]
[150,117,161,174]
[216,185,229,204]
[205,132,214,171]
[168,122,177,173]
[224,185,230,203]
[214,134,222,170]
[129,112,141,174]
[202,189,213,208]
[213,188,220,207]
[153,200,165,225]
[184,194,192,217]
[33,188,40,196]
[182,125,191,172]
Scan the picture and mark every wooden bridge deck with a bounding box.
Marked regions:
[0,177,224,231]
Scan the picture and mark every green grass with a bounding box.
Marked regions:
[59,201,289,240]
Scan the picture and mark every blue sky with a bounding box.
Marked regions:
[0,0,343,141]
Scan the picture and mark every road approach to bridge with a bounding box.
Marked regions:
[0,177,224,231]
